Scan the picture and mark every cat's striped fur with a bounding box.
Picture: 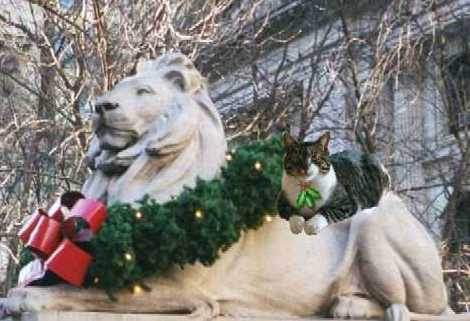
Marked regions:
[277,132,391,234]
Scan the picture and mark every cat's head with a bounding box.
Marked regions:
[282,131,331,178]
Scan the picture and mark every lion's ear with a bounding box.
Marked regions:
[164,70,188,92]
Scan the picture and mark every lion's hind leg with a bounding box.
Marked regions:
[354,194,447,320]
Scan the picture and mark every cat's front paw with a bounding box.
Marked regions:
[304,214,329,235]
[289,215,305,234]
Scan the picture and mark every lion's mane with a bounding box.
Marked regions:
[82,53,227,204]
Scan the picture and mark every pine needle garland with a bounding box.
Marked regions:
[21,136,285,293]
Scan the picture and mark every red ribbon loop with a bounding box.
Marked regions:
[17,192,107,287]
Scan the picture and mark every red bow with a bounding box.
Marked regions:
[17,192,107,287]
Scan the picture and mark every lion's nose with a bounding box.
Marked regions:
[95,102,118,114]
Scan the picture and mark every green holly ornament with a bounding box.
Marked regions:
[295,186,321,209]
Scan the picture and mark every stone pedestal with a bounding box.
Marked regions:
[2,313,380,321]
[7,312,190,321]
[4,312,470,321]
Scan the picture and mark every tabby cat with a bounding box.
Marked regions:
[277,131,391,235]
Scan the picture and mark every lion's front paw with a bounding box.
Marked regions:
[2,287,49,315]
[289,215,305,234]
[189,299,220,320]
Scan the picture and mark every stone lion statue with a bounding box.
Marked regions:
[82,53,227,204]
[1,54,468,321]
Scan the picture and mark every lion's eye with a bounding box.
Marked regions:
[136,87,154,95]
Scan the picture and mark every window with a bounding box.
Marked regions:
[444,53,470,133]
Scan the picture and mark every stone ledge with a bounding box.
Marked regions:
[2,312,470,321]
[2,312,373,321]
[8,312,190,321]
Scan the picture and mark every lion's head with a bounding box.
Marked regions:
[82,53,227,204]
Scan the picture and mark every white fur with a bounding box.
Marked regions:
[282,163,337,217]
[304,214,329,235]
[289,215,305,234]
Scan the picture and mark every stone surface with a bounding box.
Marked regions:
[5,311,470,321]
[18,312,191,321]
[4,312,380,321]
[0,192,452,321]
[81,53,227,205]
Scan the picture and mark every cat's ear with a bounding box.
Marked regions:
[318,131,331,152]
[282,132,297,149]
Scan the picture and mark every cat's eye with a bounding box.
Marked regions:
[320,162,330,170]
[136,87,154,95]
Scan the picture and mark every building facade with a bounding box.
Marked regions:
[209,0,470,241]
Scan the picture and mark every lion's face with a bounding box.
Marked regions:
[83,53,227,204]
[93,73,181,151]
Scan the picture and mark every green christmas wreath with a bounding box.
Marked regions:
[22,136,285,293]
